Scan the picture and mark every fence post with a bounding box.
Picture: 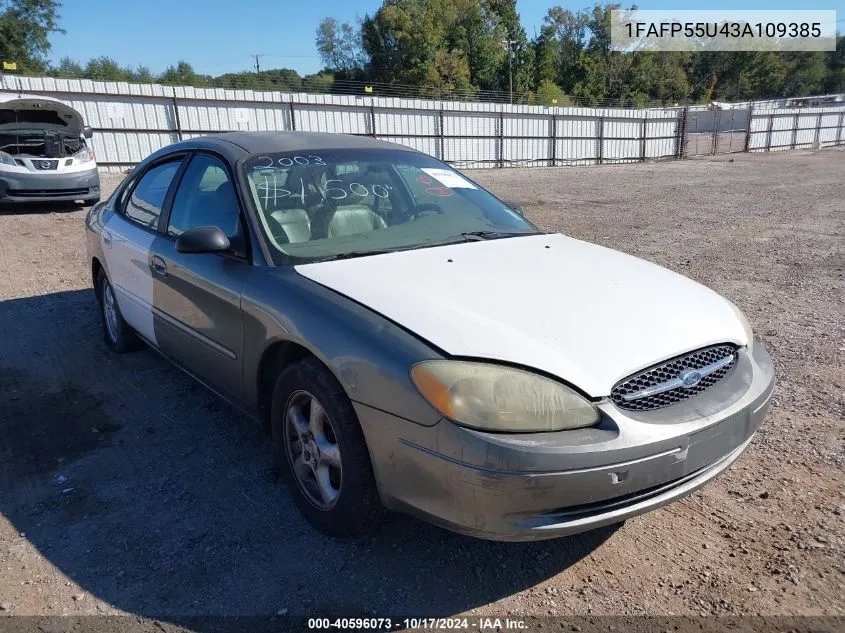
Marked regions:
[676,106,689,159]
[438,108,445,161]
[597,116,604,165]
[289,102,297,131]
[549,113,557,167]
[640,112,647,162]
[369,103,377,138]
[171,86,183,142]
[837,111,845,146]
[743,103,754,152]
[813,112,823,148]
[765,114,774,151]
[498,108,504,168]
[710,109,720,155]
[790,113,799,149]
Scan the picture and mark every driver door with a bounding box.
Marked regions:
[149,153,250,401]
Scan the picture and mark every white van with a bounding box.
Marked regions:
[0,93,100,206]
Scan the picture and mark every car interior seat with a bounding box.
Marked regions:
[327,200,387,238]
[325,174,388,238]
[247,170,312,244]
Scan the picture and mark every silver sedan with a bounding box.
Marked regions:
[85,132,775,541]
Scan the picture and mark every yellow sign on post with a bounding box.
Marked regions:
[2,61,18,71]
[364,86,373,94]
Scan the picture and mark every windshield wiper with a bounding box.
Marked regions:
[324,249,397,261]
[459,230,538,240]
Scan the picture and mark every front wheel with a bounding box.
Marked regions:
[271,358,387,537]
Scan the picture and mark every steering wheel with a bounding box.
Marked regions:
[412,203,444,220]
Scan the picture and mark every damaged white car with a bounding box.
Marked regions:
[0,93,100,206]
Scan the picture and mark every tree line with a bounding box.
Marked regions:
[1,0,843,107]
[320,0,845,105]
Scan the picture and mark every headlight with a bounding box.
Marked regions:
[410,360,600,432]
[727,300,754,349]
[73,147,95,163]
[0,151,16,166]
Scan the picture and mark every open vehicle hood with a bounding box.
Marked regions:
[0,94,85,134]
[295,233,749,397]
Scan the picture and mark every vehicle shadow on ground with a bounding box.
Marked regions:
[0,290,617,624]
[0,202,88,215]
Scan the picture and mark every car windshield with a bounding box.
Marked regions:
[240,148,539,263]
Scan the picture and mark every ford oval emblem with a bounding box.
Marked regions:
[678,369,703,388]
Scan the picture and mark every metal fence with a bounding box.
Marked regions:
[2,75,844,172]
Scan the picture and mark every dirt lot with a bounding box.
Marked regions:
[0,149,843,627]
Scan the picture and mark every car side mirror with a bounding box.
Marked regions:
[175,226,231,254]
[82,126,94,139]
[504,200,524,215]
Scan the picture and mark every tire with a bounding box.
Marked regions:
[270,357,387,537]
[96,269,141,353]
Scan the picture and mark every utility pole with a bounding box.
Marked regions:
[251,53,265,83]
[502,36,517,104]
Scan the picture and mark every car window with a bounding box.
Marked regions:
[168,154,241,239]
[124,160,182,229]
[241,148,538,263]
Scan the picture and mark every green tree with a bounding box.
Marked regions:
[782,52,829,97]
[159,61,212,87]
[0,0,63,72]
[824,35,845,93]
[361,0,481,90]
[52,55,80,78]
[83,56,134,82]
[303,72,334,93]
[535,79,569,105]
[316,17,366,73]
[485,0,534,94]
[533,25,558,85]
[134,65,154,84]
[541,6,588,93]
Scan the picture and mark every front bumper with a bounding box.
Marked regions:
[0,167,100,203]
[356,342,775,541]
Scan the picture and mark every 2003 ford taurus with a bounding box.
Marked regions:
[85,132,775,541]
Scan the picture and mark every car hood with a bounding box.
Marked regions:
[0,94,85,134]
[295,233,749,397]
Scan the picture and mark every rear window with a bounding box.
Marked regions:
[123,160,183,229]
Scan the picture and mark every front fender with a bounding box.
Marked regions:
[241,267,443,426]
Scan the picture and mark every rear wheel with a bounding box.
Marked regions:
[96,269,140,353]
[271,357,386,536]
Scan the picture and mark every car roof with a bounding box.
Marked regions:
[161,132,416,159]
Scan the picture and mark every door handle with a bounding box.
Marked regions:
[149,255,168,277]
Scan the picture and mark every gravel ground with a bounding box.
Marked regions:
[0,149,843,627]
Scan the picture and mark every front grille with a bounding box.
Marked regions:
[611,344,738,412]
[32,160,58,171]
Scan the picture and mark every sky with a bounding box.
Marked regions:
[49,0,842,78]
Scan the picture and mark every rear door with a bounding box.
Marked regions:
[101,157,184,346]
[149,152,250,400]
